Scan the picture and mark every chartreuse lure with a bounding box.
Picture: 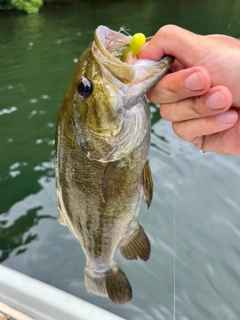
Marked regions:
[121,33,146,61]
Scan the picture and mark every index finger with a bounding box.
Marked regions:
[138,25,202,67]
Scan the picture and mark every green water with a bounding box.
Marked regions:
[1,0,240,319]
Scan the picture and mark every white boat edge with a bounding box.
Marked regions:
[0,264,126,320]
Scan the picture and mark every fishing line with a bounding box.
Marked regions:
[107,26,131,46]
[145,38,178,320]
[145,41,177,319]
[145,39,177,319]
[107,29,177,315]
[144,46,163,61]
[143,36,178,319]
[119,26,131,37]
[173,132,176,320]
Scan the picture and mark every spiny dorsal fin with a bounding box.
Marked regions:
[120,223,150,261]
[139,160,154,208]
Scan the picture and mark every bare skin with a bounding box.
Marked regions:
[138,25,240,155]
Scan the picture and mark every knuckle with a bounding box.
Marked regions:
[191,136,204,150]
[147,89,159,104]
[172,102,180,122]
[172,122,188,140]
[198,115,213,132]
[160,102,179,121]
[148,79,172,104]
[166,73,182,95]
[160,104,171,120]
[159,24,180,39]
[191,96,206,116]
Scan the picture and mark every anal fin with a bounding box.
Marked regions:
[120,223,150,261]
[139,160,154,208]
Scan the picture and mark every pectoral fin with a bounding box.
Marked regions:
[139,160,154,208]
[120,223,150,261]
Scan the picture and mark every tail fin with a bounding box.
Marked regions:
[84,264,132,304]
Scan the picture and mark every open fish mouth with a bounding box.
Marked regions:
[101,28,134,60]
[94,26,133,62]
[94,26,160,65]
[93,25,174,84]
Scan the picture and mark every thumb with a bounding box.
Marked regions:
[138,25,202,67]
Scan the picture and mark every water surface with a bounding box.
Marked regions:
[1,1,240,319]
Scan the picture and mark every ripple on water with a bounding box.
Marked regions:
[0,106,17,116]
[9,162,27,178]
[1,3,240,320]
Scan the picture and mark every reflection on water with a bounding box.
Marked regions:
[0,206,55,262]
[1,1,240,319]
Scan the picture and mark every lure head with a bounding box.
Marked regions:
[121,32,146,61]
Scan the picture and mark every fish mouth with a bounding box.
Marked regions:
[94,26,132,61]
[93,26,174,84]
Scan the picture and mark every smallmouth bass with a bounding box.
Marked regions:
[55,26,173,304]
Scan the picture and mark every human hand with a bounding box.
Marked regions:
[138,25,240,154]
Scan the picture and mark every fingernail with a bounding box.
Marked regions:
[185,72,205,91]
[206,91,225,110]
[216,110,238,124]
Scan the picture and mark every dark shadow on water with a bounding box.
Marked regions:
[150,102,161,127]
[0,206,56,262]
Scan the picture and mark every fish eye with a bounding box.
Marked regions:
[77,76,92,98]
